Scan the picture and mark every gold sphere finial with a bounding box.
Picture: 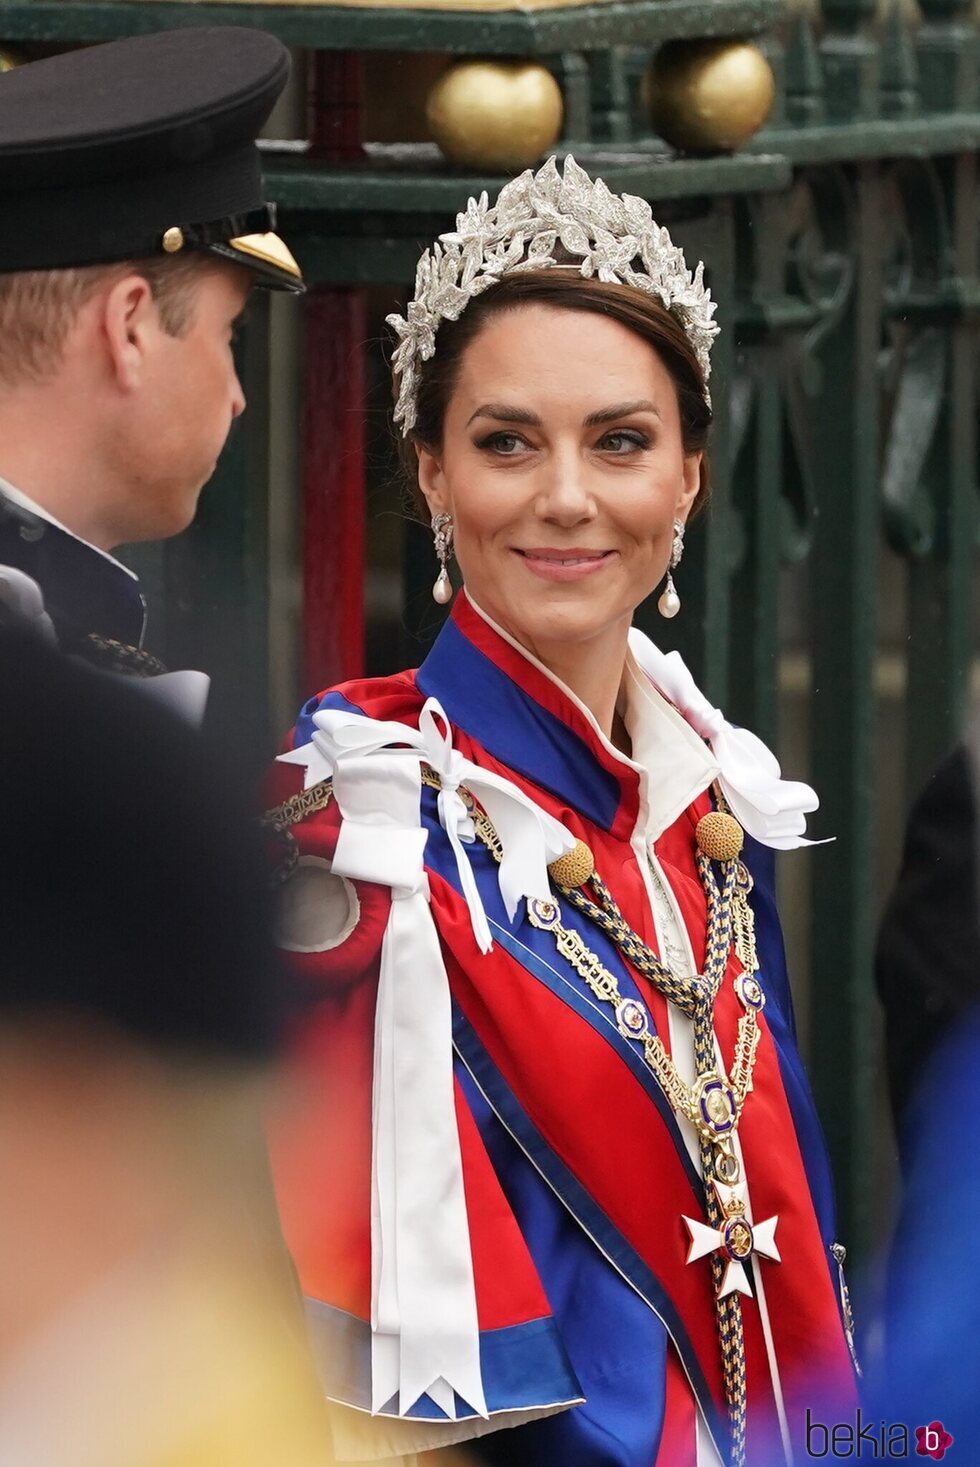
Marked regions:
[426,60,564,173]
[648,39,775,155]
[548,839,595,890]
[696,811,744,863]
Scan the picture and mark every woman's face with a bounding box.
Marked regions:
[417,303,702,666]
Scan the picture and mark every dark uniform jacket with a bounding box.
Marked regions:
[875,743,980,1132]
[0,478,146,656]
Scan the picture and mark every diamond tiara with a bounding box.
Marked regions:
[386,154,719,436]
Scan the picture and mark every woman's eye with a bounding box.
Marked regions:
[475,431,529,455]
[598,429,650,454]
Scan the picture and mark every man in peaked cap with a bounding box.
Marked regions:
[0,28,304,684]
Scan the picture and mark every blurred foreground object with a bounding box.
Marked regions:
[859,728,980,1454]
[0,630,331,1467]
[862,1008,980,1459]
[0,629,280,1052]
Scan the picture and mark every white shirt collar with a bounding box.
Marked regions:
[619,647,719,842]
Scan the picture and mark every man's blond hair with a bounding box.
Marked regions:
[0,254,212,387]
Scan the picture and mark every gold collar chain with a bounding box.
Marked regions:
[440,765,766,1184]
[524,845,764,1184]
[446,778,769,1465]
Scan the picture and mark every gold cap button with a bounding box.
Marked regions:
[162,226,185,254]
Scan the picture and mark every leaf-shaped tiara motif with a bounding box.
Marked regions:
[386,155,719,435]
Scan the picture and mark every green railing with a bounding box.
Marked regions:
[4,0,978,1262]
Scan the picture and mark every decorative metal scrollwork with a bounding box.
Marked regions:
[879,158,951,556]
[732,168,858,566]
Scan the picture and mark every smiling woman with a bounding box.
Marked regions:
[265,158,860,1467]
[411,287,708,729]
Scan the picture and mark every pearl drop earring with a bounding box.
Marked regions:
[431,512,454,604]
[658,518,685,619]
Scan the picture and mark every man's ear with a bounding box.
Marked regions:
[416,442,450,520]
[100,274,158,392]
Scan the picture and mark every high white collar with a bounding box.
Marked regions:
[465,596,820,850]
[619,645,720,843]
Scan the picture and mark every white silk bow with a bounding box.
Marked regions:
[278,698,573,1420]
[628,628,822,849]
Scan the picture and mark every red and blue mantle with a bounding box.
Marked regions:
[268,594,859,1465]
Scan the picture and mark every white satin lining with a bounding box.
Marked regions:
[627,628,823,850]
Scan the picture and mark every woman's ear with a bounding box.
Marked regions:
[676,451,703,521]
[416,443,450,521]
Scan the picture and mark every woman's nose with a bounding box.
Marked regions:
[535,448,597,525]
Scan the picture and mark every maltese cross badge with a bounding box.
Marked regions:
[682,1179,780,1298]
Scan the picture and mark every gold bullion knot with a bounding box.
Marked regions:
[548,839,595,890]
[695,811,744,863]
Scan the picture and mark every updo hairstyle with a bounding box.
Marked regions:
[395,268,713,522]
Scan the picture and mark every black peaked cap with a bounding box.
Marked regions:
[0,28,302,290]
[0,626,284,1060]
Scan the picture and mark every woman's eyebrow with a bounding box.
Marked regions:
[466,403,542,427]
[465,399,662,428]
[583,400,661,427]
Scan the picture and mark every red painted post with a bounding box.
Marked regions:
[302,53,367,691]
[309,51,365,162]
[302,289,367,693]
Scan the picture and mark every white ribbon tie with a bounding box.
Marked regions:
[278,697,574,1420]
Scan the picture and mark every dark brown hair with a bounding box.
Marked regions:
[395,269,713,521]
